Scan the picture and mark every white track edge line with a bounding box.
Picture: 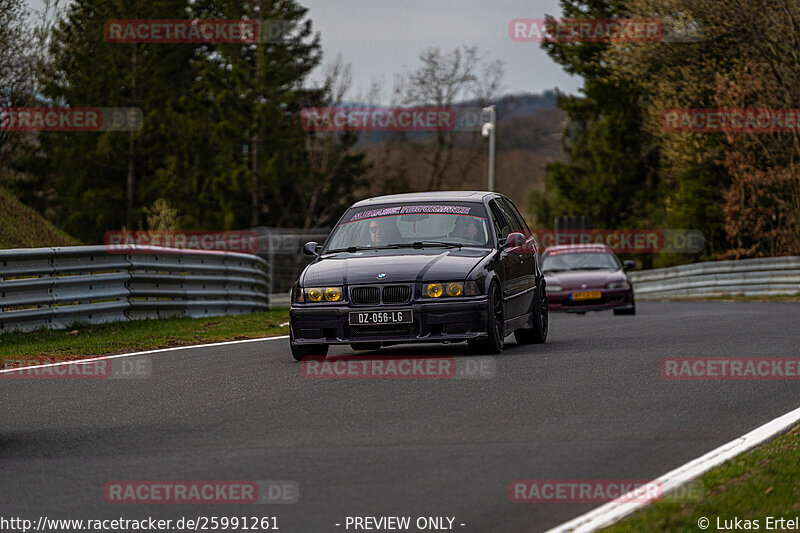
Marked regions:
[543,404,800,532]
[0,335,289,373]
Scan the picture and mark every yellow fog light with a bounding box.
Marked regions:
[324,287,342,301]
[426,283,443,298]
[307,288,323,302]
[446,282,463,296]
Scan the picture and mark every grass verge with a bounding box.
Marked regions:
[603,424,800,532]
[0,184,79,249]
[0,309,290,364]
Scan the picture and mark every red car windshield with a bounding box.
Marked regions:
[542,252,620,272]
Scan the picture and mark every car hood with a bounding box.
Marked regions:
[544,269,626,290]
[301,248,491,286]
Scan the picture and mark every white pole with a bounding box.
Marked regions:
[482,105,497,191]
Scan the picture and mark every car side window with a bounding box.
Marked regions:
[495,199,522,233]
[488,200,509,239]
[502,198,530,232]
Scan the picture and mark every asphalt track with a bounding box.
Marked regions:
[1,301,799,532]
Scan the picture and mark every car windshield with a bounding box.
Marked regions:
[542,251,620,272]
[325,203,491,251]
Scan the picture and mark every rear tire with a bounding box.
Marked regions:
[468,282,504,354]
[514,281,548,344]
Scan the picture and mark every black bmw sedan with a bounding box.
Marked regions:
[289,191,548,360]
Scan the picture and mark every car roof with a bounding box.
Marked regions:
[543,243,613,253]
[351,191,497,207]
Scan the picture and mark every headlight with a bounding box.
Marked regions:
[324,287,342,301]
[545,285,562,293]
[605,280,630,289]
[427,283,443,298]
[423,281,480,298]
[303,287,343,302]
[446,282,463,296]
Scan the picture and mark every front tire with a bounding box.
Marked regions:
[613,303,636,315]
[468,282,504,354]
[290,327,328,361]
[614,292,636,316]
[351,342,381,351]
[514,281,548,344]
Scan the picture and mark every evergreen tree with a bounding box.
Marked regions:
[530,0,660,237]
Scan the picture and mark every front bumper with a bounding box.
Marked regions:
[547,288,633,313]
[290,298,489,345]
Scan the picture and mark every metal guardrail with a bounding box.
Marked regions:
[0,245,269,332]
[630,256,800,299]
[253,226,330,297]
[272,256,800,305]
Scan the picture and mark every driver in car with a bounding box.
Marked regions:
[448,216,481,242]
[368,217,401,246]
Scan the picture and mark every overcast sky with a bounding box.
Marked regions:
[300,0,581,101]
[26,0,582,101]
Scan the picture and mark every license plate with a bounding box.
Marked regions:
[349,309,412,325]
[571,291,602,301]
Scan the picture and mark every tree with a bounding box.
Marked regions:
[29,0,343,240]
[297,56,370,229]
[532,0,661,247]
[186,0,336,229]
[35,0,198,240]
[393,46,504,190]
[607,0,800,259]
[0,0,58,175]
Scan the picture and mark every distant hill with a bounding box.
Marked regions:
[348,90,565,156]
[0,185,79,249]
[497,106,566,156]
[352,91,567,214]
[460,90,560,120]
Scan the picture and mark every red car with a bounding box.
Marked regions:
[541,244,636,315]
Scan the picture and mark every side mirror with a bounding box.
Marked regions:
[623,260,635,272]
[303,241,320,256]
[505,232,525,249]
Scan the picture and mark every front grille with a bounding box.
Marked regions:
[382,284,411,303]
[347,321,419,338]
[351,286,380,304]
